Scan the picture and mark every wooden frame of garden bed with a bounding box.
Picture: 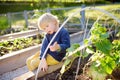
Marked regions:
[0,25,82,42]
[0,29,41,42]
[0,44,41,75]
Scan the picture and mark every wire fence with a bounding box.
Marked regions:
[1,4,120,36]
[0,5,85,35]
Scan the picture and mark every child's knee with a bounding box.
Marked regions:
[28,59,40,71]
[26,56,40,71]
[26,59,36,71]
[26,51,40,71]
[31,58,40,66]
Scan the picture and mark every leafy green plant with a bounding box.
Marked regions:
[0,34,43,56]
[83,23,120,79]
[60,23,120,79]
[60,43,80,74]
[59,43,89,79]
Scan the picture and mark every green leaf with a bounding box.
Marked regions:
[67,43,80,52]
[64,59,71,66]
[84,39,89,44]
[105,65,113,74]
[82,51,89,58]
[95,39,112,54]
[116,31,120,37]
[60,59,71,74]
[86,47,94,54]
[99,56,116,74]
[100,33,109,39]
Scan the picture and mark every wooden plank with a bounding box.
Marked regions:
[13,71,35,80]
[0,45,41,74]
[0,29,42,42]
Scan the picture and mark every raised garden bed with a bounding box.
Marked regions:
[0,30,43,74]
[0,34,43,56]
[0,31,85,75]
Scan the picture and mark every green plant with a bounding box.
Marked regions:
[83,23,120,79]
[60,43,80,74]
[0,34,43,56]
[60,23,120,79]
[59,43,89,79]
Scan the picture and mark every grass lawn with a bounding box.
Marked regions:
[65,4,120,20]
[62,4,120,27]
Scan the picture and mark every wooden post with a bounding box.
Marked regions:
[80,4,85,30]
[7,12,11,28]
[46,8,51,13]
[24,10,28,28]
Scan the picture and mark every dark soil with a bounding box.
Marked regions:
[37,53,120,80]
[111,68,120,80]
[38,58,80,80]
[38,55,92,80]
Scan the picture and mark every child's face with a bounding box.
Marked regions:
[43,22,58,34]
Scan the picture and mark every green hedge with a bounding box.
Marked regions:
[0,16,9,30]
[0,0,111,14]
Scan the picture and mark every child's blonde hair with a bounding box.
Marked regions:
[38,13,59,30]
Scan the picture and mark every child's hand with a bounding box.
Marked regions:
[40,58,48,72]
[49,42,60,51]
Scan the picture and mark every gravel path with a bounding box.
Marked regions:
[0,66,28,80]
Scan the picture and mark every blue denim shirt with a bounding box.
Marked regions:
[40,27,70,61]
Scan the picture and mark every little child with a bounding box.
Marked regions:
[26,13,70,72]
